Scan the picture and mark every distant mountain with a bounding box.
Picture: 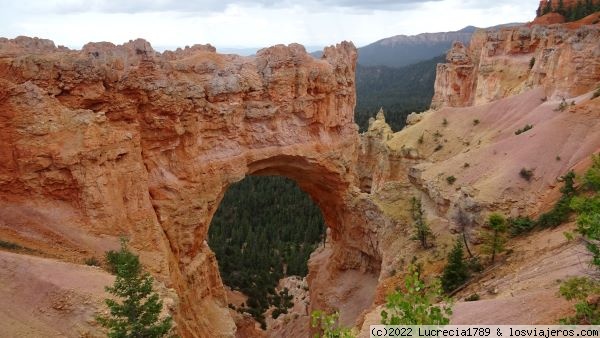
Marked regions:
[357,26,473,68]
[355,54,445,132]
[356,24,522,68]
[216,47,259,56]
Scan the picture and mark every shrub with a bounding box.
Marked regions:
[515,124,533,135]
[466,256,483,273]
[446,176,457,185]
[559,157,600,325]
[96,238,173,338]
[561,170,577,196]
[311,310,354,338]
[537,171,576,228]
[0,240,34,253]
[559,277,600,324]
[270,288,294,319]
[555,98,568,112]
[0,240,23,251]
[529,57,536,69]
[418,134,424,144]
[381,264,452,325]
[520,168,534,181]
[441,239,470,293]
[571,176,600,267]
[472,119,480,126]
[556,156,561,161]
[463,163,470,168]
[464,294,480,302]
[434,144,443,152]
[85,257,100,266]
[442,118,448,127]
[508,216,536,236]
[537,197,572,228]
[583,155,600,191]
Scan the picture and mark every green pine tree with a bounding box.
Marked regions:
[410,197,434,249]
[441,239,470,293]
[558,0,566,14]
[97,238,173,338]
[543,0,553,14]
[559,156,600,324]
[481,213,508,264]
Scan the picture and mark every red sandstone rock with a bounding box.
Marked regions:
[531,12,566,25]
[432,24,600,108]
[0,36,387,337]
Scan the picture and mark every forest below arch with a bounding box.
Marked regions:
[208,175,326,328]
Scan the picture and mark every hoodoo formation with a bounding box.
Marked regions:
[0,7,599,338]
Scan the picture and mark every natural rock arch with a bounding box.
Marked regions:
[0,37,390,337]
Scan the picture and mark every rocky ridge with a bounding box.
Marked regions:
[431,21,600,108]
[356,20,600,334]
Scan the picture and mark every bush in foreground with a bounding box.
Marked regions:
[97,238,173,338]
[381,264,452,325]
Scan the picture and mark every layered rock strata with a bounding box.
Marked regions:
[432,23,600,108]
[0,36,386,337]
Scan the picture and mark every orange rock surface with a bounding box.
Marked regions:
[0,37,389,337]
[431,23,600,108]
[2,18,600,338]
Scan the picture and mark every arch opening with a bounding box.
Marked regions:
[208,174,327,332]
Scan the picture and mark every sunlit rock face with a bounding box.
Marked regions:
[431,24,600,108]
[0,36,392,337]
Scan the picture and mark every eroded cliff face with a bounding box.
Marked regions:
[357,20,600,335]
[0,36,387,337]
[431,22,600,108]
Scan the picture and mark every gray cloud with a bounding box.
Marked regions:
[21,0,440,14]
[318,0,442,10]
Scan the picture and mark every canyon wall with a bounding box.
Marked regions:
[357,21,600,334]
[431,23,600,108]
[3,20,600,338]
[0,37,388,337]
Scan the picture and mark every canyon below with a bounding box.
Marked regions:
[1,10,600,338]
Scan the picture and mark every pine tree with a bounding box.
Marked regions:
[441,239,470,293]
[558,0,566,15]
[574,0,585,20]
[585,0,594,13]
[560,155,600,324]
[410,197,433,249]
[543,0,553,14]
[481,213,508,264]
[97,238,173,338]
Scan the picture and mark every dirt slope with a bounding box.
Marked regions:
[0,250,112,337]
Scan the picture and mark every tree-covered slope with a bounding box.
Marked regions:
[355,54,445,132]
[208,176,325,327]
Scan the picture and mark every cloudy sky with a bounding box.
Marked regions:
[0,0,536,52]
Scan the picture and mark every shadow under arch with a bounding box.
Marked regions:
[246,155,349,235]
